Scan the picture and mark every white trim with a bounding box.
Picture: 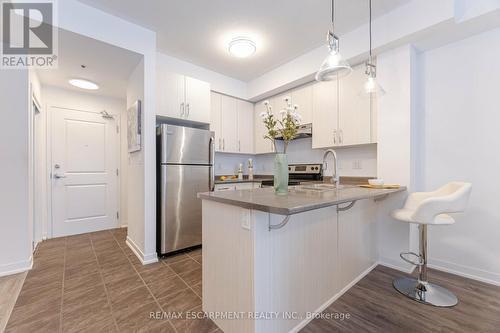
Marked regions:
[0,256,33,277]
[428,259,500,287]
[378,256,416,274]
[126,236,158,265]
[290,262,378,333]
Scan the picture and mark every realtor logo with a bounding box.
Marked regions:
[1,0,58,68]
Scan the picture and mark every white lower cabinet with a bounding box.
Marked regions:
[214,182,261,191]
[337,199,378,290]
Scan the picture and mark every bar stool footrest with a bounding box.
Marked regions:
[400,251,424,266]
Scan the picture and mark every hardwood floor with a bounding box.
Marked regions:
[4,228,217,333]
[4,228,500,332]
[301,265,500,333]
[0,272,26,333]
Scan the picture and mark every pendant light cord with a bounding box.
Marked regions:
[331,0,335,34]
[369,0,372,59]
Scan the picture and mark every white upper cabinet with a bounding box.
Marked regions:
[221,94,239,153]
[210,92,222,151]
[185,76,210,123]
[291,84,313,124]
[157,72,210,123]
[210,92,255,154]
[312,79,339,149]
[339,65,371,146]
[237,100,254,154]
[254,101,274,154]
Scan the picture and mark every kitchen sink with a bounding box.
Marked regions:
[293,183,345,193]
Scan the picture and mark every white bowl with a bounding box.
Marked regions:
[368,179,384,187]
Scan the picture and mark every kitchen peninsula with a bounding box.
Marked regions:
[198,185,405,333]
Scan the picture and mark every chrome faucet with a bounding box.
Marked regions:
[322,149,339,185]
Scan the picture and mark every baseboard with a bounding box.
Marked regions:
[126,236,158,265]
[378,256,415,274]
[290,262,378,333]
[0,256,33,277]
[428,258,500,287]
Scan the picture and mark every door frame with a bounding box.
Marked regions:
[47,105,121,238]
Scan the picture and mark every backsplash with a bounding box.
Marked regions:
[215,138,377,177]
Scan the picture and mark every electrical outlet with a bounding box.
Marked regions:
[352,160,363,170]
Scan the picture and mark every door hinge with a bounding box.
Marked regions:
[116,211,119,219]
[116,168,119,176]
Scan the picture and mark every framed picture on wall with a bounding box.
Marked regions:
[127,100,141,152]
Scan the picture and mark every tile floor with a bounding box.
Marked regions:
[5,228,219,333]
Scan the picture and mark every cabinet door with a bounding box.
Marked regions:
[338,199,377,290]
[312,79,339,149]
[210,92,223,151]
[221,95,238,153]
[254,101,273,154]
[339,65,371,146]
[291,84,313,124]
[237,100,254,154]
[185,76,210,123]
[157,72,185,119]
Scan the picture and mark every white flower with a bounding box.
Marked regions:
[259,111,268,119]
[293,104,299,110]
[263,100,270,106]
[279,109,287,116]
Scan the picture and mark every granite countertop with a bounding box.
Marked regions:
[198,185,406,215]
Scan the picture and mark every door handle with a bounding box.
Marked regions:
[54,174,66,179]
[209,136,215,191]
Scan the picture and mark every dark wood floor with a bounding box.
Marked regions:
[301,265,500,333]
[5,228,500,332]
[5,228,218,333]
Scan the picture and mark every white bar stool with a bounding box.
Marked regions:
[391,182,472,307]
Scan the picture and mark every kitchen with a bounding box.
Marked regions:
[1,1,500,333]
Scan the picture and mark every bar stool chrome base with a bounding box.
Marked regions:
[393,277,458,307]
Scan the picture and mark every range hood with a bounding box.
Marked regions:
[276,123,312,140]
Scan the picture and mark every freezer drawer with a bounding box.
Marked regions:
[160,164,210,254]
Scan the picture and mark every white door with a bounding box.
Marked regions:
[51,107,118,237]
[185,76,210,123]
[237,100,254,154]
[221,95,238,153]
[291,84,313,124]
[312,79,339,149]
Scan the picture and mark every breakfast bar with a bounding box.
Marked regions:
[198,185,405,333]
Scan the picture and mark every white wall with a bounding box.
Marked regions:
[0,69,32,276]
[157,52,248,100]
[420,27,500,285]
[42,86,128,233]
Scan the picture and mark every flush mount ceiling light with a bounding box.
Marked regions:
[316,0,352,81]
[68,78,99,90]
[228,37,256,58]
[361,0,385,97]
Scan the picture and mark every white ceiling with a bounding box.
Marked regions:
[77,0,410,81]
[37,29,142,98]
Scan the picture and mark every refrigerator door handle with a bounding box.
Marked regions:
[209,135,215,191]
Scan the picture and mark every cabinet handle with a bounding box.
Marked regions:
[218,138,222,150]
[339,129,343,144]
[333,130,337,145]
[238,140,241,152]
[186,103,190,118]
[180,102,185,117]
[223,138,225,151]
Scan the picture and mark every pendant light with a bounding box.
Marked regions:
[315,0,352,81]
[361,0,385,96]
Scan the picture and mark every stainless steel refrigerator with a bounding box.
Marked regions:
[156,124,214,256]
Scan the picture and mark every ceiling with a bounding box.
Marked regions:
[37,29,142,98]
[77,0,410,81]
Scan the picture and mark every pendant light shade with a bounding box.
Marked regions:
[316,0,351,81]
[360,0,385,97]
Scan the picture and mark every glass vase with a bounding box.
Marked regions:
[274,153,289,195]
